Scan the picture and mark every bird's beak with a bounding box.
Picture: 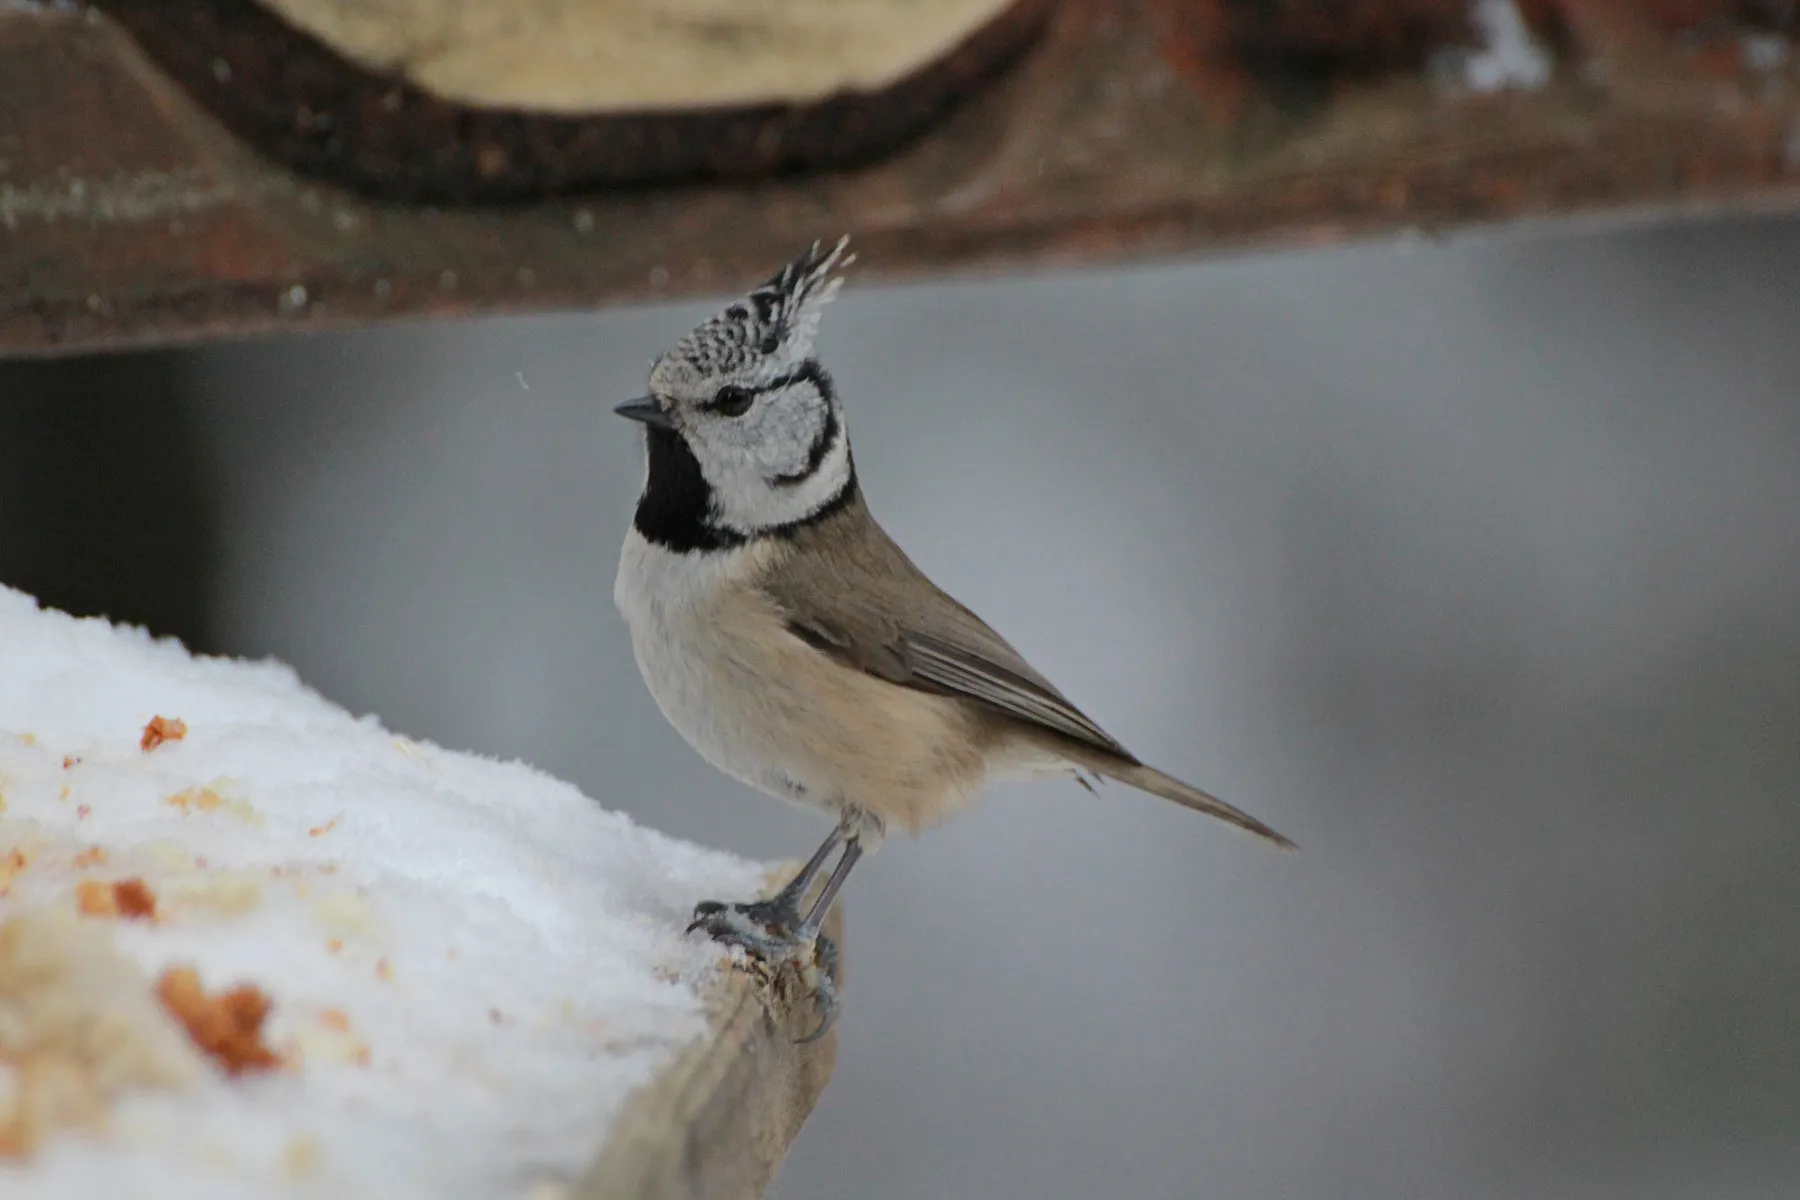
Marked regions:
[613,396,676,431]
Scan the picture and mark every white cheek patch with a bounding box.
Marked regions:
[702,403,850,536]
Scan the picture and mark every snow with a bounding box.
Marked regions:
[0,586,766,1199]
[1462,0,1553,93]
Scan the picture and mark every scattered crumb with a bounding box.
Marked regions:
[318,1008,351,1033]
[114,879,157,919]
[165,786,222,814]
[308,815,342,837]
[74,880,112,917]
[60,756,79,770]
[375,958,393,983]
[488,1008,505,1026]
[72,846,106,869]
[76,878,158,921]
[0,909,203,1161]
[0,848,28,894]
[140,715,187,752]
[166,785,261,825]
[154,966,281,1077]
[57,784,70,801]
[75,804,90,820]
[325,937,343,955]
[19,733,35,746]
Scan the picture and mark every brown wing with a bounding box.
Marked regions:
[764,492,1135,761]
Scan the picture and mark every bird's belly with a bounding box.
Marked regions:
[615,533,993,832]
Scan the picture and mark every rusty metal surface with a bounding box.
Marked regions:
[5,1,1800,357]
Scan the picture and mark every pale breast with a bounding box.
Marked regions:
[614,530,997,833]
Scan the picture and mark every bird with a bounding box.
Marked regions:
[612,238,1291,1036]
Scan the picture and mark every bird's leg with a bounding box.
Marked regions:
[687,814,869,1040]
[786,838,863,1042]
[687,824,842,949]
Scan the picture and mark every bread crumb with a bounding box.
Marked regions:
[318,1008,351,1033]
[0,909,202,1160]
[326,937,343,955]
[140,716,187,752]
[72,846,106,869]
[154,967,281,1076]
[75,804,91,820]
[375,958,393,983]
[61,756,80,770]
[76,878,158,922]
[308,815,342,837]
[19,733,34,746]
[166,786,262,826]
[165,786,222,814]
[76,881,115,917]
[0,848,28,895]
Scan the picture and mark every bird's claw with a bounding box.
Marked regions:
[795,934,839,1042]
[687,897,840,1041]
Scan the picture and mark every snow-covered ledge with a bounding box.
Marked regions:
[0,587,838,1198]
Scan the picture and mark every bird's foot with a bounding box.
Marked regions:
[686,894,804,955]
[687,898,840,1041]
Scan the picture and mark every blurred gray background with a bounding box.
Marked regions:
[5,215,1799,1199]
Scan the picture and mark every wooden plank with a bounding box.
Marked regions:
[4,1,1800,357]
[582,907,844,1200]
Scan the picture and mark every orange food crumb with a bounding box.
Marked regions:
[155,966,281,1076]
[75,804,91,820]
[140,716,187,752]
[19,733,35,746]
[318,1008,351,1033]
[0,848,27,896]
[375,958,393,982]
[307,816,341,838]
[76,878,158,921]
[114,879,157,919]
[72,847,107,869]
[326,937,343,955]
[165,787,223,814]
[76,880,114,917]
[57,785,70,802]
[61,755,80,770]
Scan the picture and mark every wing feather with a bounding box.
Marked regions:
[765,492,1133,760]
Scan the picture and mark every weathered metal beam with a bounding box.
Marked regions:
[4,1,1799,358]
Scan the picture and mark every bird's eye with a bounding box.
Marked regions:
[712,385,754,417]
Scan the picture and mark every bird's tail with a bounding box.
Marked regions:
[1067,750,1295,850]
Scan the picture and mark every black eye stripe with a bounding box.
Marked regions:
[696,360,827,413]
